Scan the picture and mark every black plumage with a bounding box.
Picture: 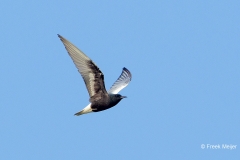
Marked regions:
[58,34,132,116]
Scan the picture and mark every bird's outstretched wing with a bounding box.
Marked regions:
[108,67,132,94]
[58,34,107,98]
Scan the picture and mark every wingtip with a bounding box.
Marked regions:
[57,34,63,39]
[123,67,129,72]
[57,34,69,45]
[122,67,132,80]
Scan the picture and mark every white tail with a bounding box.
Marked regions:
[74,103,93,116]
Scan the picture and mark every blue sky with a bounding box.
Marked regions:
[1,0,239,159]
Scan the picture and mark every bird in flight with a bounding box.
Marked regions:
[58,34,132,116]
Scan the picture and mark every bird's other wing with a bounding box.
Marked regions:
[108,67,132,94]
[58,34,107,97]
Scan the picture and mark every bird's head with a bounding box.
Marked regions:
[109,94,127,106]
[115,94,127,99]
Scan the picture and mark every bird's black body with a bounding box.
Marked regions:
[91,94,125,112]
[58,34,131,116]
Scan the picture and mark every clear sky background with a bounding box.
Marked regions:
[1,1,239,159]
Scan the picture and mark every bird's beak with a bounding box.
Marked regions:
[121,96,127,99]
